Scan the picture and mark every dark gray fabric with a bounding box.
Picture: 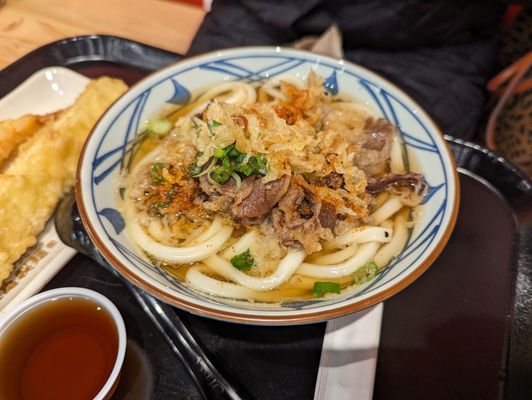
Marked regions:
[188,0,504,139]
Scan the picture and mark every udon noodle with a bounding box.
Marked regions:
[121,72,427,302]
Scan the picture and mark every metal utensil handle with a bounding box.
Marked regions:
[66,198,247,400]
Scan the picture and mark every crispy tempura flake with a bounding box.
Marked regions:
[0,114,52,168]
[0,77,128,284]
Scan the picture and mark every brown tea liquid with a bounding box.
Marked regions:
[0,296,118,400]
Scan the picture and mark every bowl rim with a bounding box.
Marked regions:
[0,287,127,399]
[76,45,460,325]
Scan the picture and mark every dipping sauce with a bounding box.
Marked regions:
[0,296,118,400]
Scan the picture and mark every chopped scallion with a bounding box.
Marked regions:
[255,154,268,175]
[231,172,242,190]
[230,249,254,271]
[235,153,246,166]
[224,143,236,154]
[189,140,268,187]
[353,260,378,286]
[312,282,341,297]
[147,118,173,136]
[228,146,241,157]
[214,148,226,158]
[166,186,177,201]
[206,171,220,187]
[236,155,268,177]
[237,160,255,176]
[188,165,203,176]
[150,163,165,184]
[210,166,232,184]
[189,157,215,178]
[221,156,232,169]
[207,119,222,134]
[154,201,169,210]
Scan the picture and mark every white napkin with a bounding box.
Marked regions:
[314,304,383,400]
[290,25,344,59]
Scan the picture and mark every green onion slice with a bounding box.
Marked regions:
[221,156,232,169]
[235,153,246,166]
[312,282,341,297]
[236,154,268,176]
[207,119,222,134]
[213,148,225,158]
[231,172,242,190]
[189,140,268,187]
[150,163,165,184]
[230,249,254,271]
[353,260,378,286]
[228,146,241,157]
[147,118,173,136]
[154,201,169,210]
[206,171,220,187]
[189,157,215,178]
[237,160,255,176]
[211,165,232,184]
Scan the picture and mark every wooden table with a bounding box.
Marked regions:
[0,0,205,69]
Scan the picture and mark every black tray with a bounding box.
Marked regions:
[1,35,531,400]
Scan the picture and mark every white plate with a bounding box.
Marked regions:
[0,67,89,316]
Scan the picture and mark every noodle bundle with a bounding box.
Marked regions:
[121,72,427,302]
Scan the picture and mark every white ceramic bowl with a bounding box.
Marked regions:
[0,287,126,399]
[77,47,459,324]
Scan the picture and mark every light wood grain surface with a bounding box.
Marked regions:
[0,0,205,69]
